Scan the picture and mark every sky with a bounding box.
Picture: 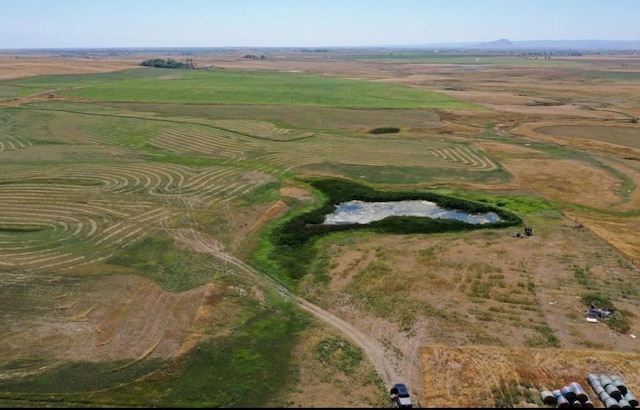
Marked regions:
[1,0,639,49]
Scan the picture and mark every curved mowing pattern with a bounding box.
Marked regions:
[429,146,498,170]
[0,105,497,274]
[0,135,32,152]
[0,113,33,152]
[151,124,258,160]
[0,198,170,271]
[0,163,273,272]
[150,124,497,172]
[209,119,314,141]
[3,108,163,147]
[8,108,496,174]
[253,136,498,171]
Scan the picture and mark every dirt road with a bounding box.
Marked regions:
[171,228,416,397]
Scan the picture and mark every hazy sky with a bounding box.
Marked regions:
[1,0,639,49]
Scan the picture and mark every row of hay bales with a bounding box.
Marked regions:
[587,374,638,409]
[540,382,594,408]
[540,375,639,408]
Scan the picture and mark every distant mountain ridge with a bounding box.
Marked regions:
[474,39,640,50]
[395,39,640,51]
[474,38,515,48]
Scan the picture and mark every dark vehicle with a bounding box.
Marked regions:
[390,383,412,408]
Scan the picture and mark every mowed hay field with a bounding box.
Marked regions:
[1,50,640,408]
[422,345,640,407]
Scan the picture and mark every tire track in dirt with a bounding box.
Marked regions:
[170,228,402,388]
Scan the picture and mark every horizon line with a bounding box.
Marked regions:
[2,39,640,52]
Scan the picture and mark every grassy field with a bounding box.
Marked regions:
[1,50,640,408]
[0,60,485,407]
[7,68,480,109]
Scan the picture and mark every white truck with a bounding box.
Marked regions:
[390,383,412,408]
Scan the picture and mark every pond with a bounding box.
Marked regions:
[323,200,502,225]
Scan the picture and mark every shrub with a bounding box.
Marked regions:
[369,127,400,134]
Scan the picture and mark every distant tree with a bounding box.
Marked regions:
[139,58,194,69]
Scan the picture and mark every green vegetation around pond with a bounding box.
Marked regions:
[254,177,522,285]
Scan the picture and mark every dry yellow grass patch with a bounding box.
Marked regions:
[564,212,640,265]
[474,140,622,208]
[0,56,141,80]
[421,344,640,408]
[504,157,621,207]
[510,121,640,178]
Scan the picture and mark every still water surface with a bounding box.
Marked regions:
[324,200,502,225]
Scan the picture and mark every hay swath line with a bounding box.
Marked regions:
[152,126,255,160]
[0,135,32,152]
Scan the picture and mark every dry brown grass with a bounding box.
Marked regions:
[0,54,141,80]
[422,345,640,407]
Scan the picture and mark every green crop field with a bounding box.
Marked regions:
[7,68,481,109]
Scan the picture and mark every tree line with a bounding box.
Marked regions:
[139,58,195,69]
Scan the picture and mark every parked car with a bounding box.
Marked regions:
[390,383,412,408]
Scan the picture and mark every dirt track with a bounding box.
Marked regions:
[171,228,411,390]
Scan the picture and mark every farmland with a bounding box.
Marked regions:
[1,49,640,407]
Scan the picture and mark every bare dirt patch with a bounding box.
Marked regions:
[280,184,316,202]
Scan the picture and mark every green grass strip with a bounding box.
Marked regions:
[8,68,480,110]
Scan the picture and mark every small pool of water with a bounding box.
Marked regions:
[323,200,502,225]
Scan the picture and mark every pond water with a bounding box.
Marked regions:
[323,200,502,225]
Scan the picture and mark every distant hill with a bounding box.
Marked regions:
[471,39,640,50]
[394,39,640,51]
[474,38,515,49]
[510,39,640,50]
